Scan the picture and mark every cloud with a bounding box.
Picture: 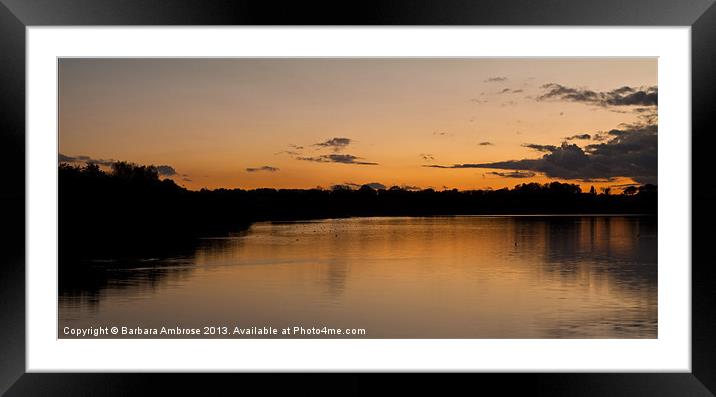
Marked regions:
[332,182,387,191]
[420,153,435,161]
[478,142,494,146]
[522,143,558,152]
[363,182,386,190]
[297,154,378,165]
[498,88,524,94]
[633,107,658,125]
[426,123,657,184]
[156,165,177,176]
[58,153,116,166]
[182,177,193,182]
[486,171,537,178]
[275,150,300,156]
[289,144,304,150]
[538,84,658,107]
[485,77,507,82]
[330,184,354,191]
[313,137,352,151]
[564,134,591,140]
[246,166,280,172]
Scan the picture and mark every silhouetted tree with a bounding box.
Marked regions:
[623,186,638,196]
[59,162,657,260]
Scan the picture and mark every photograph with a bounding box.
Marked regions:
[57,57,658,339]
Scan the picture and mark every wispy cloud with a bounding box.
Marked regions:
[246,166,280,172]
[313,137,352,152]
[564,134,591,141]
[522,143,558,152]
[498,88,524,94]
[485,77,508,82]
[275,150,300,156]
[154,165,177,176]
[297,154,378,165]
[486,171,536,178]
[538,84,658,107]
[334,182,387,190]
[478,142,494,146]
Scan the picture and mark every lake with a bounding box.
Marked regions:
[59,215,657,338]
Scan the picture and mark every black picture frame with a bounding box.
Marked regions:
[1,0,714,395]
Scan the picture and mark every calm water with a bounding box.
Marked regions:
[59,216,657,338]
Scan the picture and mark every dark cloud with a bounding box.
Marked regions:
[363,182,386,190]
[538,84,658,107]
[498,88,524,94]
[330,184,355,191]
[485,77,507,82]
[297,154,378,165]
[478,142,494,146]
[156,165,177,176]
[426,123,657,184]
[388,185,422,191]
[246,166,280,172]
[314,137,352,151]
[182,177,192,182]
[333,182,387,191]
[522,143,558,152]
[486,171,537,178]
[58,153,116,166]
[564,134,591,140]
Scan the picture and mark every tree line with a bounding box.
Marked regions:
[59,162,656,258]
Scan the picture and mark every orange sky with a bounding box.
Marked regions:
[59,58,657,192]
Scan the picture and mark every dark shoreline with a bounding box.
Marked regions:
[59,162,657,260]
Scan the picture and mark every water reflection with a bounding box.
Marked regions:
[59,216,657,338]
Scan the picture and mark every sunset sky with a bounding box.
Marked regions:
[59,58,657,192]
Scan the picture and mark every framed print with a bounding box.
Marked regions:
[1,0,715,395]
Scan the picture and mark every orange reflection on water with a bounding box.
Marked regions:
[59,216,656,338]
